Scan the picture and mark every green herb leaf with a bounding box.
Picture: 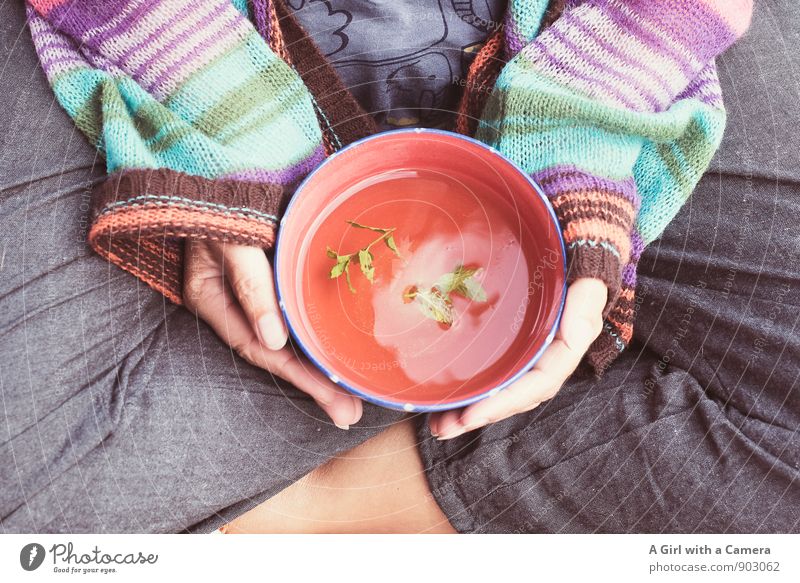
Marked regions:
[384,234,400,257]
[346,220,391,233]
[460,275,488,302]
[412,288,454,326]
[435,265,487,302]
[329,256,350,279]
[358,249,375,283]
[327,220,398,293]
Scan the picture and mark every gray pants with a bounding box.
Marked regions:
[2,1,799,533]
[0,2,403,533]
[416,2,800,532]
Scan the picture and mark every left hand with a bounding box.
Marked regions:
[183,239,363,428]
[430,278,607,439]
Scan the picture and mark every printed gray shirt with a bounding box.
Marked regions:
[288,0,505,130]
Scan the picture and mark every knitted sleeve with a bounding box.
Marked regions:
[476,0,754,373]
[25,0,326,303]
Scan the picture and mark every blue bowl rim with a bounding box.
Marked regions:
[274,128,567,413]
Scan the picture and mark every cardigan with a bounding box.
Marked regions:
[24,0,753,373]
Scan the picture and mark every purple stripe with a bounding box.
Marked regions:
[619,0,737,64]
[221,145,326,186]
[503,12,525,58]
[523,40,644,111]
[677,71,723,106]
[142,1,233,94]
[49,0,152,47]
[29,35,75,54]
[629,229,645,261]
[39,54,85,74]
[88,0,156,46]
[679,66,722,99]
[535,163,636,189]
[533,166,640,206]
[621,262,637,287]
[251,0,271,41]
[533,164,581,183]
[694,93,724,107]
[565,9,675,107]
[545,23,662,112]
[40,1,177,79]
[620,230,643,287]
[682,74,716,96]
[114,1,196,69]
[601,1,698,81]
[542,175,639,207]
[44,0,130,34]
[677,83,723,105]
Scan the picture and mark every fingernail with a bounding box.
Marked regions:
[343,395,362,426]
[334,423,350,430]
[437,428,466,441]
[462,417,490,432]
[257,314,287,350]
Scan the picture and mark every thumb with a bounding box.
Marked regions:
[560,278,608,352]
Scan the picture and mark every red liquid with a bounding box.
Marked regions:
[296,168,558,405]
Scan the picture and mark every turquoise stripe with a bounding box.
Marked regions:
[214,78,315,144]
[486,69,726,142]
[52,68,108,120]
[229,0,249,17]
[635,107,725,243]
[482,121,642,181]
[508,0,549,44]
[103,120,159,172]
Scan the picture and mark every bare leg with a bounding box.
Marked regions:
[224,417,456,533]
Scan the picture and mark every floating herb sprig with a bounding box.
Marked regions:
[327,220,401,293]
[404,265,488,327]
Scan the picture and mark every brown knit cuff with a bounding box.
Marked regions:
[585,323,624,376]
[585,282,637,375]
[565,243,623,313]
[88,168,287,304]
[538,168,637,317]
[264,0,378,153]
[454,29,505,137]
[535,167,640,376]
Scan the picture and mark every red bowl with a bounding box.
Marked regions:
[275,129,565,412]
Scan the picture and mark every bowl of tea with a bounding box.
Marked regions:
[275,129,566,412]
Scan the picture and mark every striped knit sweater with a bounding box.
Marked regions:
[459,0,753,371]
[26,0,752,373]
[25,0,374,303]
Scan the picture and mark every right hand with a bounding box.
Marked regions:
[183,239,363,429]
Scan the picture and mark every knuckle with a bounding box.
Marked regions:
[269,351,294,378]
[231,273,259,300]
[230,338,257,366]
